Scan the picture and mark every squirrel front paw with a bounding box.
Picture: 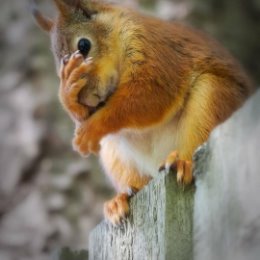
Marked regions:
[103,193,130,226]
[72,120,101,156]
[159,151,193,186]
[59,50,93,123]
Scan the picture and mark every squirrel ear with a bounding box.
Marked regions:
[53,0,83,15]
[31,2,53,32]
[53,0,95,19]
[53,0,71,15]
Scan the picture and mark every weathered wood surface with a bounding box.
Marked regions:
[193,89,260,260]
[89,171,194,260]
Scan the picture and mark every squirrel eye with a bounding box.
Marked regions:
[77,38,91,56]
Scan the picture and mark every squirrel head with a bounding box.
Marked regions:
[33,0,146,108]
[33,0,119,67]
[32,0,131,107]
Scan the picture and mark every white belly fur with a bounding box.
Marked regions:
[99,118,179,178]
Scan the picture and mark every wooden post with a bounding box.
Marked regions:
[193,89,260,260]
[89,171,194,260]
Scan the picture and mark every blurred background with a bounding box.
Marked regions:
[0,0,259,259]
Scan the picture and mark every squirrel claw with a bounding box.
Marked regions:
[62,54,71,65]
[159,151,193,186]
[159,151,178,173]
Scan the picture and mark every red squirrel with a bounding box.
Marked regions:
[33,0,254,225]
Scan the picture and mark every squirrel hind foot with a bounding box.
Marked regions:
[159,150,193,186]
[103,193,130,226]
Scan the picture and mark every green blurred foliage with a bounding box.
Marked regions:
[58,247,88,260]
[140,0,156,9]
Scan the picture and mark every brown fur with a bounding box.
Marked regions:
[33,0,254,224]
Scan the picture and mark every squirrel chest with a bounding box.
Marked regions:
[100,116,180,181]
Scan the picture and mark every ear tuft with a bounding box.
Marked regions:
[61,0,96,19]
[53,0,93,18]
[31,0,53,32]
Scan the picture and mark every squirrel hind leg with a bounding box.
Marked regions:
[159,151,193,186]
[159,73,248,186]
[100,140,151,225]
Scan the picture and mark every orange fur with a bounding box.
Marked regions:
[34,0,255,223]
[100,137,151,193]
[103,193,129,225]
